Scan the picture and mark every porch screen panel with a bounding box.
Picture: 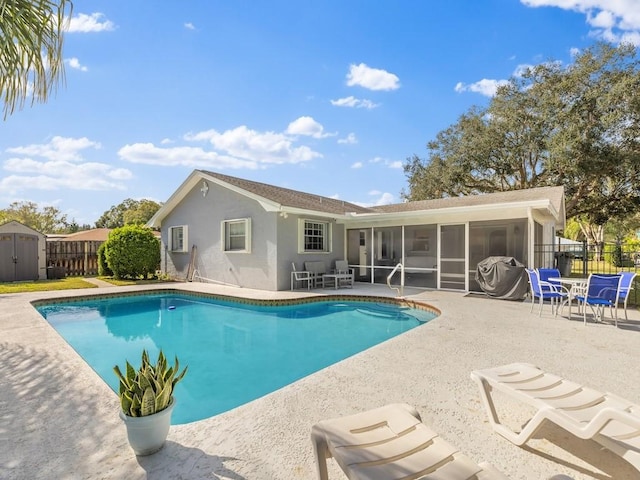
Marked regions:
[440,225,466,290]
[372,227,402,284]
[403,225,437,288]
[468,219,527,291]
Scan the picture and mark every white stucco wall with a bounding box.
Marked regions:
[160,182,278,290]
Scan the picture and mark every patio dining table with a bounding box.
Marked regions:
[548,277,588,320]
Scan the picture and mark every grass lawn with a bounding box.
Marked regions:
[0,277,172,294]
[0,278,98,294]
[96,276,172,286]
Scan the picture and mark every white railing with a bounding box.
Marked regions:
[387,263,404,297]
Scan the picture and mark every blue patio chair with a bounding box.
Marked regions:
[615,271,637,323]
[537,268,562,291]
[574,274,622,325]
[525,268,568,317]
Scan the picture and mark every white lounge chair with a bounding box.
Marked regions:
[471,363,640,472]
[311,403,510,480]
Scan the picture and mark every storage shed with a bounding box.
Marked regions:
[0,221,47,282]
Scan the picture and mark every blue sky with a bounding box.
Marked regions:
[2,0,640,227]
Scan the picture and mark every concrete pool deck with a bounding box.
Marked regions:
[1,281,640,480]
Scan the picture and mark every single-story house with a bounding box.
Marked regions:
[147,169,565,292]
[0,220,47,281]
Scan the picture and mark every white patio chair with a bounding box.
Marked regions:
[290,262,312,291]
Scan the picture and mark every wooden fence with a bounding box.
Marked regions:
[46,240,103,276]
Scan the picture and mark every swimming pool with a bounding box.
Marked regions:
[35,291,437,424]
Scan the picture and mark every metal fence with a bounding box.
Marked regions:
[535,241,640,305]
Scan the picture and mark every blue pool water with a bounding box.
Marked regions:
[36,293,436,424]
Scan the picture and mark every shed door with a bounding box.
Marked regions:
[0,233,39,282]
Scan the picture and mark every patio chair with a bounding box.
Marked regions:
[615,271,637,322]
[525,268,568,317]
[537,267,562,290]
[471,363,640,473]
[304,261,327,288]
[311,403,511,480]
[574,274,621,325]
[331,260,354,288]
[290,262,312,291]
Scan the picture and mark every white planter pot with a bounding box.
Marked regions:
[119,398,176,456]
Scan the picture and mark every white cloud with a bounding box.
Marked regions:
[118,143,256,169]
[373,192,395,205]
[184,22,196,30]
[330,96,380,109]
[67,13,115,33]
[346,63,400,91]
[286,116,333,138]
[351,161,363,169]
[6,136,101,162]
[588,9,616,28]
[387,161,403,169]
[338,133,358,145]
[120,121,324,169]
[352,191,396,207]
[65,57,88,72]
[521,0,640,45]
[1,137,131,194]
[455,79,510,97]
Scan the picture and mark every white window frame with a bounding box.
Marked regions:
[222,218,251,253]
[298,219,332,253]
[168,225,188,253]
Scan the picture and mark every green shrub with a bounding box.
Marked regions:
[104,225,160,279]
[604,244,634,268]
[97,242,113,276]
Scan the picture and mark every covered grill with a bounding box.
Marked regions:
[475,256,528,300]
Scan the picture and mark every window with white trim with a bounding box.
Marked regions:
[222,218,251,252]
[299,219,331,253]
[168,225,188,252]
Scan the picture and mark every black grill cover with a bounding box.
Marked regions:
[475,256,528,300]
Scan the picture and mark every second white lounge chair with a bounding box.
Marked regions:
[311,403,510,479]
[471,362,640,472]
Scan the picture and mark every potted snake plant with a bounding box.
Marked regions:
[113,349,188,455]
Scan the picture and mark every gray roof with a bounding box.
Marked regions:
[202,170,564,218]
[370,186,565,215]
[200,170,373,215]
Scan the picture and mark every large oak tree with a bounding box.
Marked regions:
[404,43,640,237]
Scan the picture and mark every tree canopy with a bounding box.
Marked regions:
[95,198,161,229]
[404,43,640,226]
[0,200,69,233]
[0,0,72,119]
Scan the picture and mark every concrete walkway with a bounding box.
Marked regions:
[82,277,115,288]
[1,282,639,479]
